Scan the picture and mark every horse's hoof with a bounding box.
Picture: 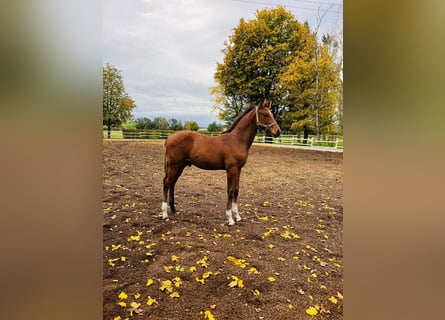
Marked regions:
[228,219,235,226]
[236,216,242,222]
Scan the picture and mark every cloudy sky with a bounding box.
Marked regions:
[103,0,342,127]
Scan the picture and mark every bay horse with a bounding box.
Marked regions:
[162,98,281,225]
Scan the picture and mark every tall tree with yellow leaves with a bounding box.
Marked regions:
[278,41,340,142]
[212,7,341,140]
[212,7,311,125]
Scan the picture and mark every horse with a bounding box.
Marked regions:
[161,98,281,225]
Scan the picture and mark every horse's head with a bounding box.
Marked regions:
[256,99,281,137]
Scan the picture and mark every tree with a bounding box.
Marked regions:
[168,118,183,131]
[103,63,136,138]
[153,117,169,130]
[207,121,223,132]
[278,43,340,141]
[212,7,311,126]
[184,121,199,131]
[212,6,341,140]
[278,7,341,143]
[135,117,152,129]
[323,29,343,135]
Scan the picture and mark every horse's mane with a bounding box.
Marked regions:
[221,102,256,135]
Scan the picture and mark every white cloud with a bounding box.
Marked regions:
[103,0,342,126]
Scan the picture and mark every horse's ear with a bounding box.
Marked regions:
[259,98,271,108]
[257,98,265,107]
[260,99,272,109]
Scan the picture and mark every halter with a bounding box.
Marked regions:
[255,106,277,130]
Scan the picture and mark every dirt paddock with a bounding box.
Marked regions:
[103,140,343,319]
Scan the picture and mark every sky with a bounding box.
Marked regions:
[103,0,343,127]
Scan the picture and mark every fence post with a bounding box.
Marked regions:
[335,138,338,149]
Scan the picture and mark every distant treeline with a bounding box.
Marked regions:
[131,117,224,132]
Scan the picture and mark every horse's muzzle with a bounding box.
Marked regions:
[269,126,281,138]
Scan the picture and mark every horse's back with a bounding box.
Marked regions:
[165,131,227,169]
[165,131,204,161]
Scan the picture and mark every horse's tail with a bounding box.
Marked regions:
[163,138,169,174]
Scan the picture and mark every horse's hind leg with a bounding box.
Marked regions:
[162,162,185,219]
[162,175,169,219]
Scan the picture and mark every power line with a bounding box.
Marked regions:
[232,0,343,14]
[291,0,342,7]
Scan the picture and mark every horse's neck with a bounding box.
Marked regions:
[229,110,257,148]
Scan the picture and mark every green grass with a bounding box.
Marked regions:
[121,121,137,129]
[103,130,124,139]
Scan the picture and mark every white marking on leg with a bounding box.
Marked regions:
[232,203,241,222]
[226,209,235,226]
[162,202,168,219]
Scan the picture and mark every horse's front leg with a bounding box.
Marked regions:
[232,169,241,222]
[226,167,240,226]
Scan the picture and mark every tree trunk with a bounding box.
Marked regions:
[303,128,309,144]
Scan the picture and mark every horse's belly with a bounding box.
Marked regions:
[191,156,225,170]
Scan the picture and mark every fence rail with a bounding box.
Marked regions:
[103,130,343,150]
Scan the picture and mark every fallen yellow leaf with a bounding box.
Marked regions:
[173,276,182,287]
[227,256,247,268]
[111,244,121,251]
[228,275,244,288]
[196,256,209,268]
[108,258,119,267]
[117,301,126,307]
[201,310,215,320]
[328,296,338,304]
[146,296,156,306]
[118,291,128,300]
[163,265,173,273]
[146,279,154,286]
[196,277,205,284]
[306,306,318,316]
[267,277,276,282]
[160,280,173,293]
[248,267,260,274]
